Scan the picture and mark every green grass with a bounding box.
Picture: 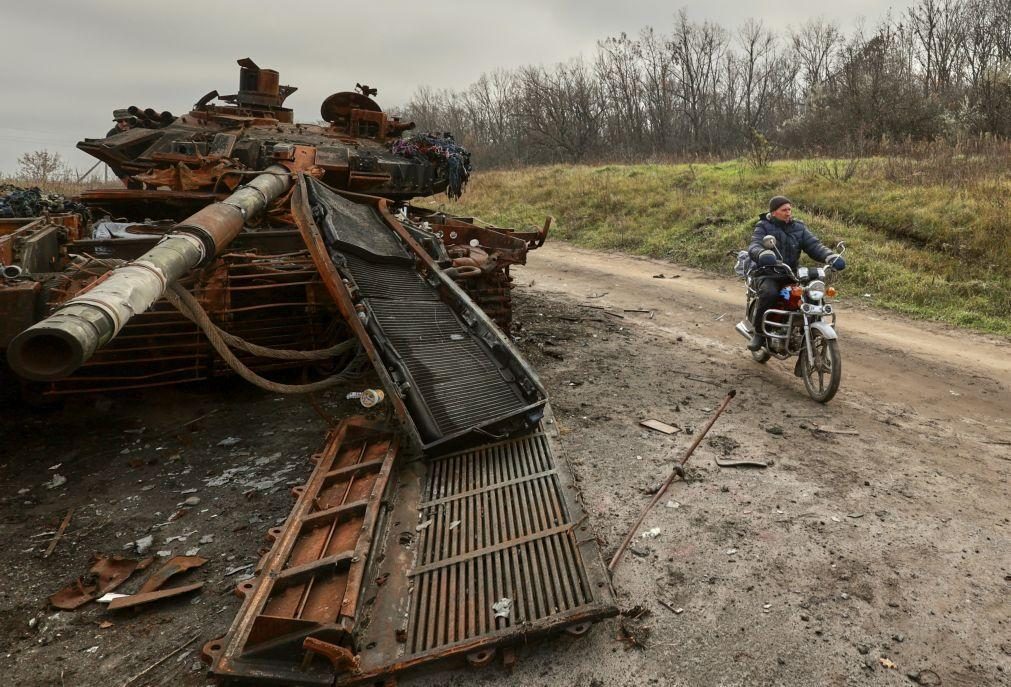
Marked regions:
[426,160,1011,336]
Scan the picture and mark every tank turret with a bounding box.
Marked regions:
[78,58,469,206]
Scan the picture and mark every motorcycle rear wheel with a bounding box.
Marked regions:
[800,330,841,403]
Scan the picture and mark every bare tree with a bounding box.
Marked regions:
[668,10,729,150]
[595,33,648,156]
[17,150,67,186]
[516,60,604,163]
[791,18,842,93]
[737,19,778,129]
[639,27,678,152]
[907,0,966,98]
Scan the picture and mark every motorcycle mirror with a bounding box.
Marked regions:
[836,240,846,254]
[762,235,777,250]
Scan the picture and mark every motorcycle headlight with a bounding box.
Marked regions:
[806,280,825,300]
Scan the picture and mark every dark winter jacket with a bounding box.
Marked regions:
[748,214,833,272]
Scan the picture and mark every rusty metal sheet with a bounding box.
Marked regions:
[49,555,143,610]
[139,555,207,594]
[107,582,204,610]
[204,418,399,686]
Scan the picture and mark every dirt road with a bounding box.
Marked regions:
[412,243,1010,686]
[523,243,1011,429]
[2,243,1008,686]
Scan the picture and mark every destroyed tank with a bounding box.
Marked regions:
[0,59,548,402]
[0,60,617,687]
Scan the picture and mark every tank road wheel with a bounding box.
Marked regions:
[460,271,513,332]
[800,329,841,403]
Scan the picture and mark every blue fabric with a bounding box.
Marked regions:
[757,250,778,266]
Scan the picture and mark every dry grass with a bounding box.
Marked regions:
[426,156,1011,335]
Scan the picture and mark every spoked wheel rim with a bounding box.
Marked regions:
[801,330,841,403]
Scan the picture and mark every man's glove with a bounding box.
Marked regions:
[757,250,778,267]
[826,254,846,270]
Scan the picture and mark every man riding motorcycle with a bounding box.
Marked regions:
[747,196,846,351]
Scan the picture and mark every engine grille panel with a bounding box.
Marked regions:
[344,424,617,686]
[368,300,526,436]
[298,175,547,452]
[408,431,593,653]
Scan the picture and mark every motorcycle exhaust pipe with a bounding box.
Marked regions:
[1,264,23,279]
[735,321,753,339]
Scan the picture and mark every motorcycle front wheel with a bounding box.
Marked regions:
[800,329,841,403]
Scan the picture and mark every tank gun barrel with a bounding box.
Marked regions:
[7,166,292,382]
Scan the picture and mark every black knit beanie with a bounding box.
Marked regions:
[769,196,791,213]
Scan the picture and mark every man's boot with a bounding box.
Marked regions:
[747,333,765,351]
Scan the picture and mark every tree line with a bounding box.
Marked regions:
[401,0,1011,166]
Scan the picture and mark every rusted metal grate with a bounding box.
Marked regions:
[294,176,547,452]
[369,300,528,437]
[341,424,617,685]
[409,431,591,652]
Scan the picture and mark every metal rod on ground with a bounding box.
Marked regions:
[7,165,292,381]
[119,633,200,687]
[608,389,737,573]
[43,509,73,558]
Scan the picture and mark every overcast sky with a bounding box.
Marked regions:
[1,0,911,175]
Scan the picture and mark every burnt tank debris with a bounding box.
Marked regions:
[0,59,614,685]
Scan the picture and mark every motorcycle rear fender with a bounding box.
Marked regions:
[810,320,838,340]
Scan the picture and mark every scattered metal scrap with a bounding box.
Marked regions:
[138,555,208,594]
[714,457,769,468]
[639,419,680,435]
[108,582,204,611]
[42,508,73,558]
[49,555,149,610]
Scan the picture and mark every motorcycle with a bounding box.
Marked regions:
[734,236,847,403]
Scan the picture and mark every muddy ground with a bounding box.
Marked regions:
[1,243,1009,687]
